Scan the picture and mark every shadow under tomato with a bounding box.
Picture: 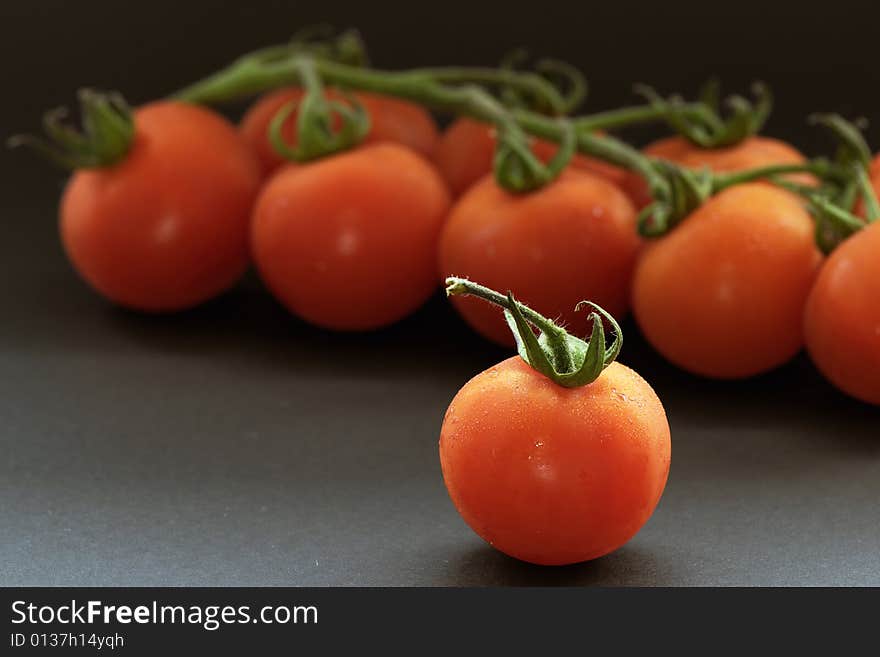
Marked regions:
[435,541,677,587]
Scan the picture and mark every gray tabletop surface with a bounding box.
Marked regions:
[2,184,878,587]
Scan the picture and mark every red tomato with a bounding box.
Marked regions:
[240,87,439,178]
[251,143,451,330]
[632,183,822,378]
[623,135,813,209]
[433,117,630,197]
[804,221,880,405]
[439,170,641,346]
[433,119,496,197]
[440,356,671,565]
[60,101,261,312]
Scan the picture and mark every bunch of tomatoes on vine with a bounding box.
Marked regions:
[14,28,879,566]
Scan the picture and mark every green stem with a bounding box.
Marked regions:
[768,177,867,254]
[175,58,286,105]
[572,103,704,132]
[406,66,569,114]
[310,59,668,199]
[856,166,880,223]
[446,276,572,372]
[174,54,669,194]
[513,110,669,197]
[445,277,568,340]
[445,277,622,388]
[710,161,840,193]
[179,49,841,220]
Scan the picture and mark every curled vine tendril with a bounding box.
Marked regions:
[492,118,576,192]
[499,49,587,114]
[793,114,880,252]
[268,90,370,162]
[635,80,772,148]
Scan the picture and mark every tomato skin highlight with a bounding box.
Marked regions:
[240,87,440,178]
[251,143,452,331]
[804,221,880,405]
[624,135,813,209]
[440,357,671,566]
[60,101,261,312]
[439,170,641,346]
[433,117,630,198]
[632,183,822,379]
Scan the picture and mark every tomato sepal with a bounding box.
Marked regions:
[634,81,772,149]
[268,89,371,163]
[9,89,134,170]
[446,277,622,388]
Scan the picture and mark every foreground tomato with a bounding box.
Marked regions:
[632,183,822,378]
[623,135,812,209]
[439,170,640,346]
[240,87,439,178]
[440,278,671,565]
[61,101,261,311]
[252,143,451,330]
[804,221,880,405]
[433,117,629,197]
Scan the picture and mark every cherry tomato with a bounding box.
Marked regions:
[632,183,822,378]
[433,119,495,197]
[61,101,261,312]
[439,170,641,346]
[440,356,671,565]
[870,155,880,193]
[623,135,813,209]
[251,143,451,330]
[240,87,439,178]
[433,117,629,197]
[804,221,880,405]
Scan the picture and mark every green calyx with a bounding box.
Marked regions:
[268,89,371,163]
[445,277,622,388]
[8,89,134,169]
[636,80,772,148]
[494,118,576,192]
[637,162,714,237]
[809,194,870,254]
[498,49,587,115]
[268,56,372,163]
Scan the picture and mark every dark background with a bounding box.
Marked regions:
[1,0,878,586]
